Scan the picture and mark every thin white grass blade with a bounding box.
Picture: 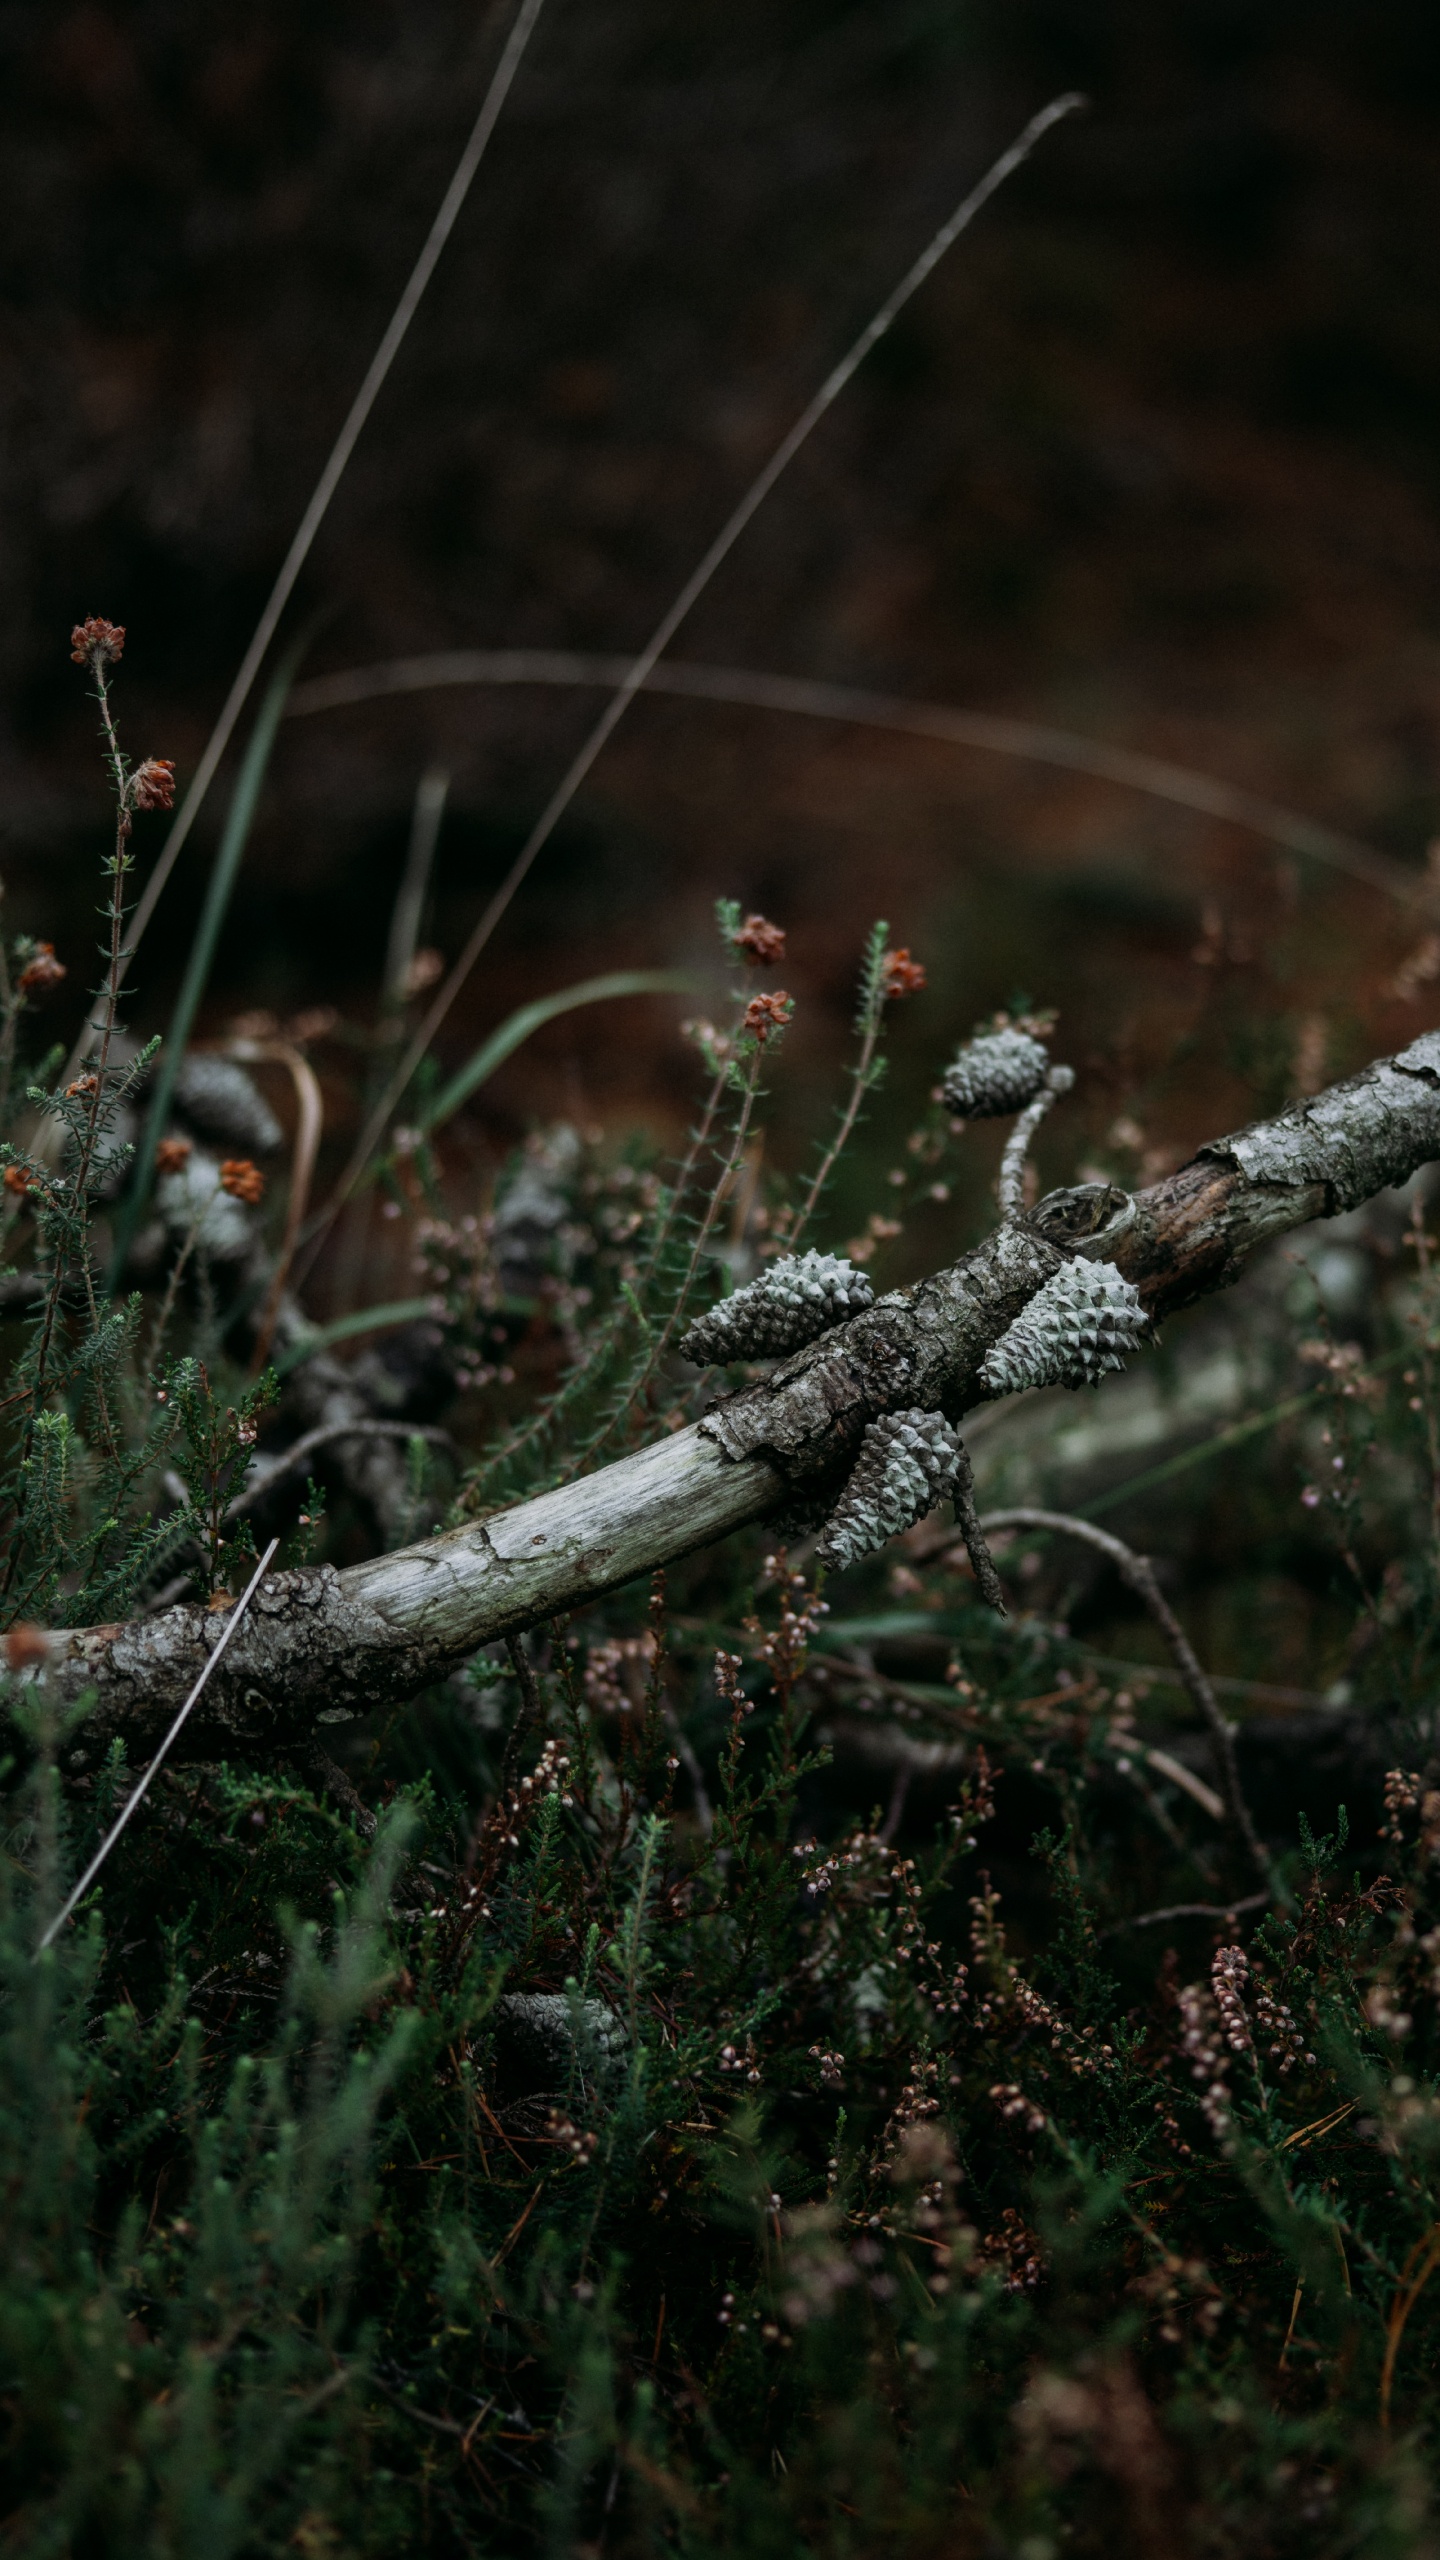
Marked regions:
[36,1538,281,1952]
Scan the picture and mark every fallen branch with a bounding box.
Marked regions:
[39,1032,1440,1760]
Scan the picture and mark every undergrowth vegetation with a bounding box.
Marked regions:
[4,633,1440,2556]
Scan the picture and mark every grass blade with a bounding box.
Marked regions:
[418,971,695,1137]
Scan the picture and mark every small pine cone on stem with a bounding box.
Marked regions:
[681,1250,873,1365]
[979,1257,1148,1396]
[943,1028,1051,1118]
[817,1409,962,1571]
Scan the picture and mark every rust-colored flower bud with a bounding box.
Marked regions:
[882,948,926,998]
[17,943,66,995]
[219,1158,264,1204]
[735,913,786,965]
[65,1073,100,1099]
[743,989,793,1042]
[69,617,125,668]
[155,1136,193,1175]
[131,757,176,812]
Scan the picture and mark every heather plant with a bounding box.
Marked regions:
[7,638,1440,2557]
[8,26,1440,2543]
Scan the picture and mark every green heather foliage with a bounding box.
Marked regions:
[6,647,1440,2553]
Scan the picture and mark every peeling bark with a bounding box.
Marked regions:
[37,1031,1440,1757]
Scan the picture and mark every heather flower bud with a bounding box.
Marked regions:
[219,1158,264,1205]
[743,989,793,1042]
[17,943,66,995]
[734,913,786,964]
[882,948,926,998]
[69,617,125,668]
[131,757,176,812]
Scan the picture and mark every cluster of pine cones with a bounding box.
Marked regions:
[682,1023,1147,1576]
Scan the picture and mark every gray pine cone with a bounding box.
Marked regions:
[681,1250,874,1365]
[978,1257,1148,1395]
[817,1408,962,1570]
[943,1027,1051,1118]
[171,1053,283,1154]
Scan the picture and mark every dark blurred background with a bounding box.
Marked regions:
[4,0,1440,1220]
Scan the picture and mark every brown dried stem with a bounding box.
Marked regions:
[978,1506,1268,1879]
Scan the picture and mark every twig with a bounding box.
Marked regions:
[230,1420,456,1519]
[82,0,546,1059]
[1099,1892,1269,1936]
[286,649,1431,916]
[36,1537,280,1950]
[825,1609,1339,1711]
[997,1067,1073,1219]
[506,1632,545,1729]
[979,1507,1270,1879]
[949,1441,1007,1614]
[1142,1746,1224,1822]
[1381,2222,1440,2428]
[302,94,1086,1264]
[663,1703,713,1834]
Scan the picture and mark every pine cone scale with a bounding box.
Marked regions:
[978,1256,1148,1396]
[816,1407,962,1570]
[681,1250,873,1365]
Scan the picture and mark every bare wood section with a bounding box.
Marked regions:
[39,1032,1440,1754]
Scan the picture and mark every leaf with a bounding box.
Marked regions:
[419,971,695,1136]
[271,1298,448,1378]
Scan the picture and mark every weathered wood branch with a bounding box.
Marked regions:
[40,1032,1440,1762]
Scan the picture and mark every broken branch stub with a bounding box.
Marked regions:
[36,1031,1440,1755]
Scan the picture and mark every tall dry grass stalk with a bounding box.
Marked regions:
[56,0,548,1092]
[298,93,1086,1271]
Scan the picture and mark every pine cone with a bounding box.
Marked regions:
[817,1408,961,1570]
[978,1257,1148,1395]
[681,1250,874,1364]
[943,1028,1051,1118]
